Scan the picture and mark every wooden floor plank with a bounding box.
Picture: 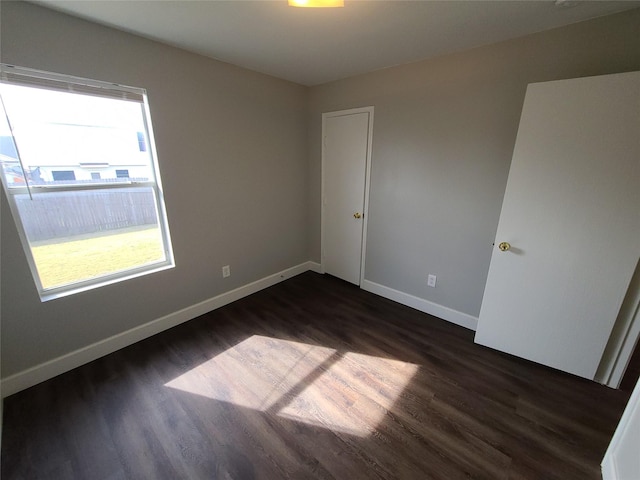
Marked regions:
[1,272,631,479]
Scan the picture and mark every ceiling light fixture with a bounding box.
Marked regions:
[288,0,344,7]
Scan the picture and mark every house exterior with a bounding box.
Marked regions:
[0,124,150,186]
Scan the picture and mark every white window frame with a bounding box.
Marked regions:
[0,64,174,301]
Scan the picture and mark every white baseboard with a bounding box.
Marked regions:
[361,279,478,331]
[308,261,323,273]
[1,261,319,398]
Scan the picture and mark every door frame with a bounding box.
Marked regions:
[601,376,640,479]
[595,261,640,389]
[321,106,374,285]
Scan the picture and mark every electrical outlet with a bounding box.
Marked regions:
[222,265,231,278]
[427,274,437,287]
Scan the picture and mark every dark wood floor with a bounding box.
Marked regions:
[1,272,632,479]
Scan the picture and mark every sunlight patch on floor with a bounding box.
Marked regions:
[165,335,418,437]
[166,335,336,411]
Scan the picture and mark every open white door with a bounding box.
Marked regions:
[322,107,373,285]
[475,72,640,380]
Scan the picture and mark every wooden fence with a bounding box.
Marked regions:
[15,188,159,242]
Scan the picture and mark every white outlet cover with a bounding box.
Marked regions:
[427,274,436,287]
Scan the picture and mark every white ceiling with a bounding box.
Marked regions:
[33,0,640,86]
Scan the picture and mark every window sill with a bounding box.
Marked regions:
[39,262,175,302]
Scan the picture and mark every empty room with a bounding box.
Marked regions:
[1,1,640,478]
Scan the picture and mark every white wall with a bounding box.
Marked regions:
[308,8,640,319]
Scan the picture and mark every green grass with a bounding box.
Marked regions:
[31,226,166,289]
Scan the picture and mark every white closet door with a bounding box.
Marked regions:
[322,109,372,285]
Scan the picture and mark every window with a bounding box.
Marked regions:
[52,170,76,181]
[0,64,174,300]
[136,131,147,152]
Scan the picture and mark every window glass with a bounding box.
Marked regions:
[52,170,76,181]
[0,66,173,299]
[136,131,147,152]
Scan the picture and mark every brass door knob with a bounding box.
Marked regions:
[498,242,511,252]
[353,212,362,219]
